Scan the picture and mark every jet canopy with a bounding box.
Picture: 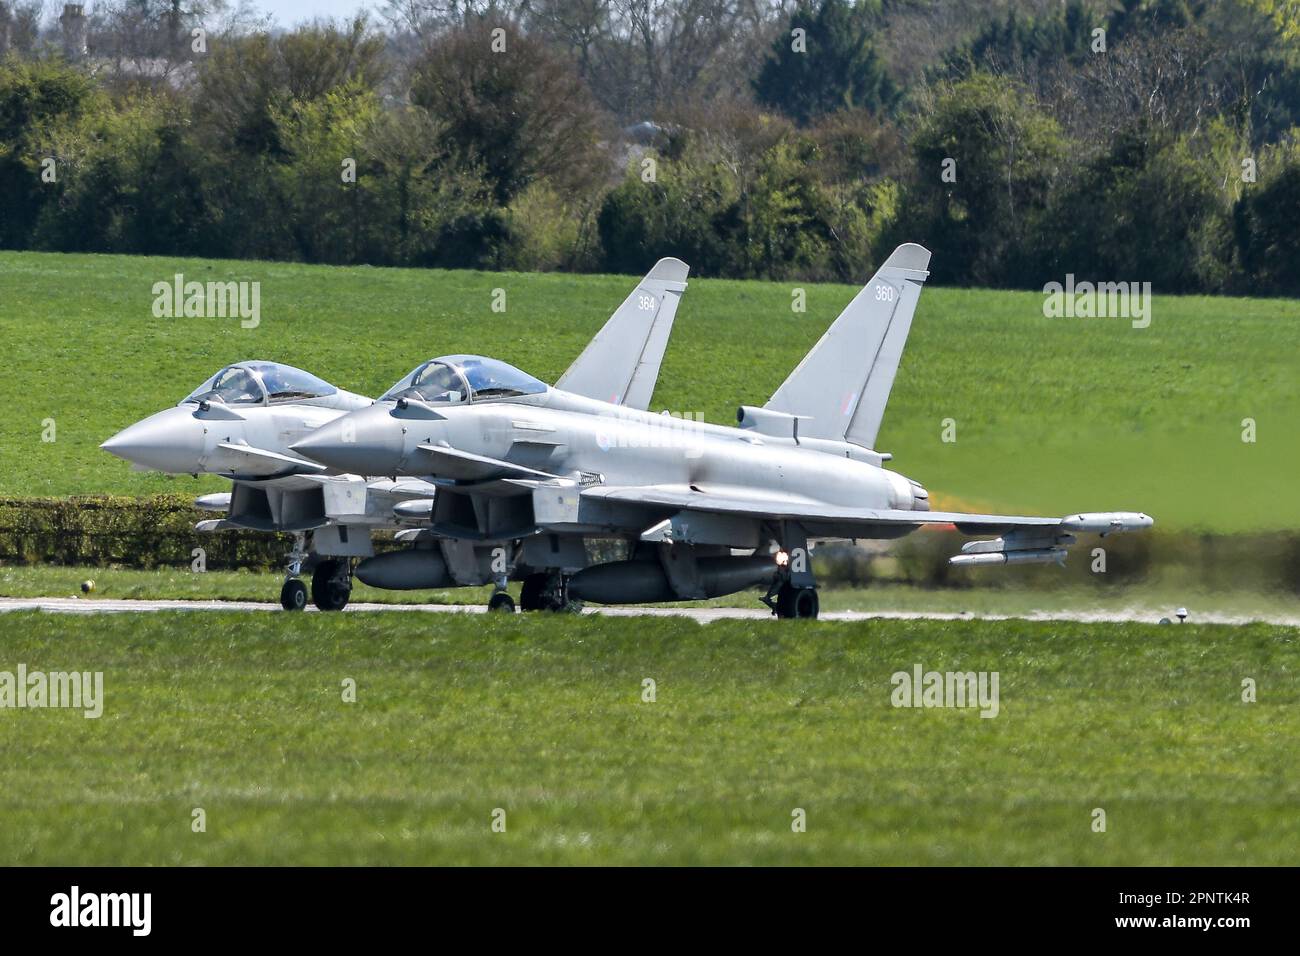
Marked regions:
[380,355,546,405]
[182,361,338,406]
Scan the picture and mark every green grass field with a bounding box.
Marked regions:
[0,611,1294,865]
[3,253,1296,868]
[2,250,1299,530]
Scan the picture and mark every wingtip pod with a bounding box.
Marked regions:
[1060,512,1154,533]
[646,257,690,287]
[945,511,1151,567]
[880,243,931,276]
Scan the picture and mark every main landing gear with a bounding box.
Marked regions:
[519,571,576,612]
[761,525,820,619]
[311,559,353,612]
[762,579,819,619]
[774,582,819,619]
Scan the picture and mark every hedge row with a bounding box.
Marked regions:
[4,497,1299,595]
[0,496,288,571]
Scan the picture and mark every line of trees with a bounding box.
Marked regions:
[5,0,1300,292]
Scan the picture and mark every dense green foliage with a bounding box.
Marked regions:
[753,0,898,125]
[0,495,285,569]
[4,2,1300,288]
[890,73,1066,286]
[0,611,1293,865]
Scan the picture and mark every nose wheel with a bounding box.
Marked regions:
[488,590,516,613]
[281,532,312,611]
[280,578,308,611]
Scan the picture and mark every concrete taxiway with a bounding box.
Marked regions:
[0,596,1294,627]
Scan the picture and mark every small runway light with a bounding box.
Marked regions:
[80,580,95,595]
[1176,607,1188,623]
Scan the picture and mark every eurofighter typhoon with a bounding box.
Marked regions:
[101,259,691,611]
[293,244,1152,618]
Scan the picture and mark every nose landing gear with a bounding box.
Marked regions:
[280,578,308,611]
[488,590,516,613]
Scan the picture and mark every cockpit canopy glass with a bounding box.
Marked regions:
[251,362,338,403]
[183,362,338,406]
[380,355,546,404]
[382,360,468,404]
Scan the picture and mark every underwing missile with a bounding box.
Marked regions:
[949,548,1066,567]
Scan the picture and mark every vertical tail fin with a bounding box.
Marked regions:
[764,243,930,449]
[556,258,690,409]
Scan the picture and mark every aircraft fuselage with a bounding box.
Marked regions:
[295,387,927,541]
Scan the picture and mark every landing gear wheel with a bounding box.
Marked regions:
[488,591,516,613]
[775,583,819,620]
[521,572,574,611]
[280,578,308,611]
[311,559,351,612]
[547,576,577,613]
[520,573,549,612]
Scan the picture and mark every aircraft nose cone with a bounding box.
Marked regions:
[101,407,205,472]
[291,406,403,474]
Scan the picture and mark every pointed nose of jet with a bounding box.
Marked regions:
[291,405,404,474]
[101,407,206,473]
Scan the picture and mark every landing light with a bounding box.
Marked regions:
[774,550,790,567]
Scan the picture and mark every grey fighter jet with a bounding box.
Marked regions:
[101,258,690,611]
[100,360,442,610]
[292,244,1152,619]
